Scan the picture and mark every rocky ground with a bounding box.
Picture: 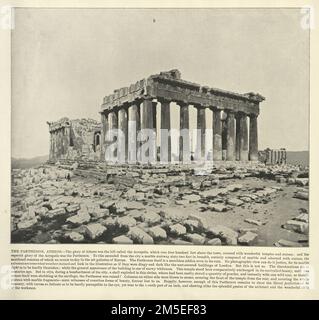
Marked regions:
[11,162,309,246]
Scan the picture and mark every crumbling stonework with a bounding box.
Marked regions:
[47,118,101,162]
[11,161,309,246]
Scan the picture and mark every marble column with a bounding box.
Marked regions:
[152,101,158,160]
[237,113,249,161]
[108,111,118,161]
[160,99,171,163]
[179,103,190,162]
[140,98,156,163]
[226,110,235,161]
[212,108,222,161]
[118,107,128,162]
[101,112,109,161]
[236,114,241,161]
[128,103,140,163]
[249,114,258,161]
[196,107,206,160]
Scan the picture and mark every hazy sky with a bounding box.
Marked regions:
[12,8,309,158]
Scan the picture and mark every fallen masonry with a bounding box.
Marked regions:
[11,160,309,247]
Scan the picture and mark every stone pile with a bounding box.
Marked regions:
[11,161,309,246]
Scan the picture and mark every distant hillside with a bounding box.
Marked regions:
[12,155,49,169]
[286,151,309,167]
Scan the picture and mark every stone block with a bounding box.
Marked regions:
[238,232,258,246]
[84,223,107,240]
[206,225,238,245]
[148,226,167,240]
[169,224,187,236]
[128,227,154,244]
[112,235,133,244]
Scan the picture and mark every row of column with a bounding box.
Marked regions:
[100,98,259,163]
[266,149,287,165]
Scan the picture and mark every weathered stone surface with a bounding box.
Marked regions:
[126,201,145,210]
[208,204,228,212]
[294,213,309,223]
[206,238,222,245]
[244,218,263,226]
[66,204,80,213]
[128,227,154,244]
[183,219,200,232]
[148,226,167,240]
[182,194,201,203]
[100,200,116,209]
[184,233,205,245]
[227,198,244,206]
[294,191,309,200]
[66,211,91,225]
[65,231,84,242]
[295,178,309,186]
[283,220,308,234]
[175,199,189,206]
[47,207,66,218]
[206,225,238,245]
[170,239,193,245]
[160,208,188,223]
[17,218,37,229]
[169,224,187,236]
[188,214,208,231]
[84,223,107,239]
[226,184,243,192]
[274,239,303,247]
[112,235,133,244]
[200,189,221,199]
[141,211,161,225]
[238,232,258,245]
[91,208,109,219]
[116,216,137,228]
[35,207,49,216]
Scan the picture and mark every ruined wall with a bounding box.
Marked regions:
[48,118,101,162]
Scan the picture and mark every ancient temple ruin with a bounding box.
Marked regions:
[48,70,265,163]
[47,118,101,161]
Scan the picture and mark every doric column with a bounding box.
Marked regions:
[118,107,128,162]
[249,114,258,161]
[140,98,156,163]
[226,110,235,161]
[101,112,109,161]
[160,99,171,163]
[128,103,140,163]
[196,107,206,160]
[236,114,241,161]
[108,110,118,161]
[212,108,222,161]
[236,113,249,161]
[179,103,190,163]
[152,101,158,161]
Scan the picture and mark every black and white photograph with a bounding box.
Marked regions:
[11,8,309,247]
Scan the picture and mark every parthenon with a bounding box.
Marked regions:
[100,69,265,163]
[47,69,265,164]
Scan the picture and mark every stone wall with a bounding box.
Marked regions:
[48,118,101,162]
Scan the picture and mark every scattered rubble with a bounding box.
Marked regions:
[11,161,309,246]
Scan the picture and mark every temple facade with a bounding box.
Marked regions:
[100,69,265,163]
[48,70,265,164]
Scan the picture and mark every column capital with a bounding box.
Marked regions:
[157,97,171,104]
[211,106,222,112]
[194,104,206,110]
[176,100,189,107]
[225,108,235,114]
[249,113,258,119]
